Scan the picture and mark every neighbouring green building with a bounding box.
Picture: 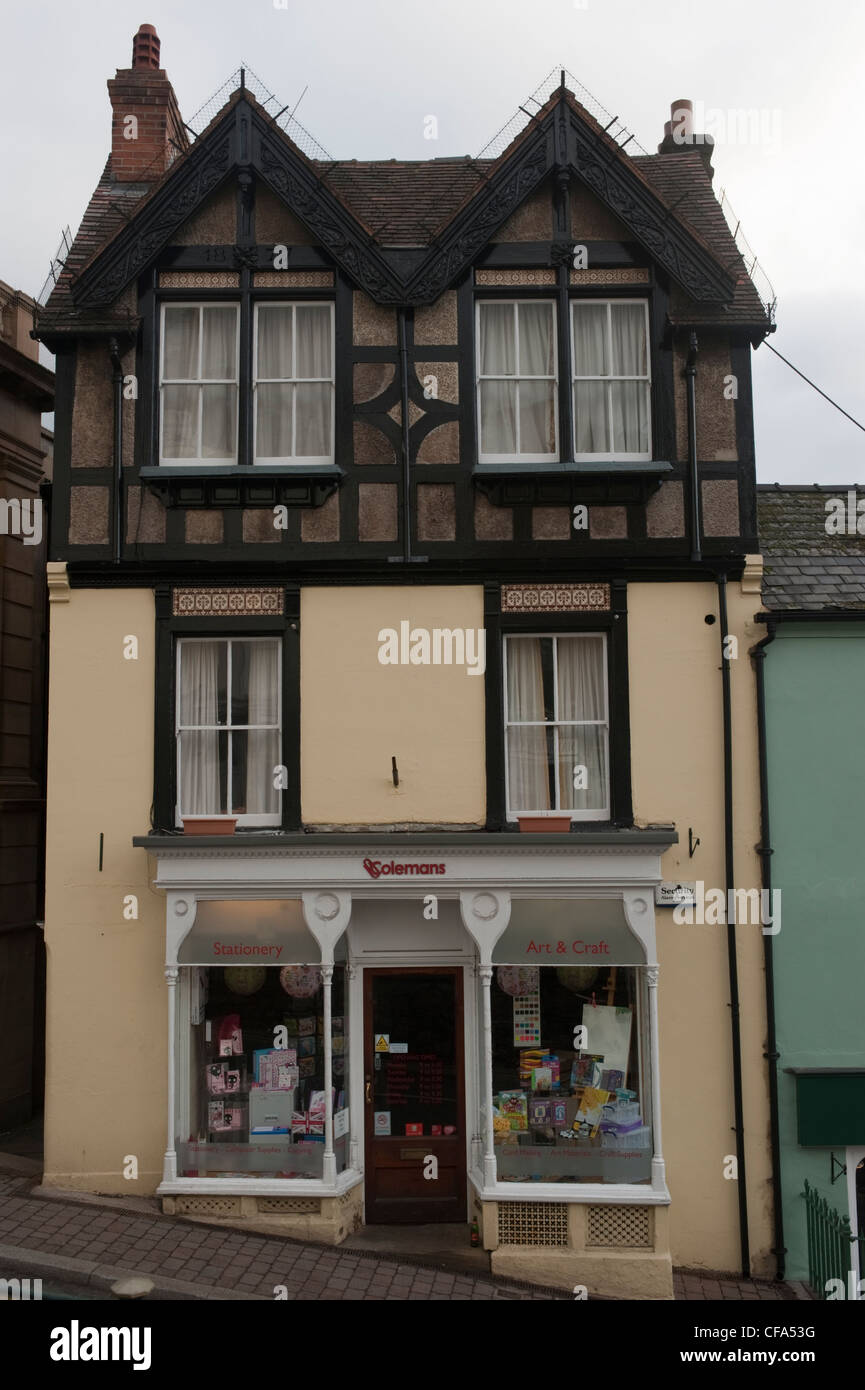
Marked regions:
[755,484,865,1296]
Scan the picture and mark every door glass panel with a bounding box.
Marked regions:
[371,974,458,1136]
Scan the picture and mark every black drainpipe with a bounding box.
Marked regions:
[685,332,701,562]
[108,336,124,563]
[751,622,786,1280]
[717,570,750,1277]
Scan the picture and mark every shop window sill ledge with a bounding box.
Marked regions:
[157,1169,363,1199]
[469,1171,671,1205]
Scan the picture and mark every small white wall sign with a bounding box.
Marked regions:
[655,882,697,907]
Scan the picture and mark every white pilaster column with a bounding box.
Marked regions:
[646,965,666,1192]
[321,964,336,1185]
[479,965,496,1187]
[163,966,179,1182]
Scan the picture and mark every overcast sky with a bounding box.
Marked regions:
[3,0,863,483]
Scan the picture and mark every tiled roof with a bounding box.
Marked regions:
[41,87,768,330]
[634,153,767,326]
[757,485,865,611]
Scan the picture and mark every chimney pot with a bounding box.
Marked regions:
[671,98,693,139]
[132,23,161,70]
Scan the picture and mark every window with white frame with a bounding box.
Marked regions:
[160,304,239,463]
[176,637,281,826]
[254,302,334,463]
[571,300,651,459]
[477,300,558,461]
[504,634,609,820]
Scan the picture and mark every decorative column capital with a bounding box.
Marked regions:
[646,966,659,988]
[164,966,179,984]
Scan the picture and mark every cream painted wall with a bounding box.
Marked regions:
[43,587,165,1192]
[301,586,486,825]
[629,578,772,1276]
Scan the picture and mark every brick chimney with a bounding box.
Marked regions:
[107,24,188,183]
[658,98,714,176]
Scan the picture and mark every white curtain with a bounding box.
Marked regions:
[572,302,609,453]
[507,639,551,811]
[479,303,516,454]
[243,641,279,815]
[610,304,648,454]
[479,303,554,456]
[256,305,332,460]
[179,642,221,815]
[162,306,237,460]
[556,636,607,812]
[517,303,555,455]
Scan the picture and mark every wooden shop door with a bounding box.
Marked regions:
[363,967,466,1224]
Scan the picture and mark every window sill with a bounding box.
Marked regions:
[157,1169,362,1199]
[470,1170,670,1204]
[140,464,343,509]
[473,460,672,508]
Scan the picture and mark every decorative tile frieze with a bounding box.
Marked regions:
[254,271,334,288]
[569,268,650,286]
[172,587,284,617]
[475,268,557,287]
[158,271,240,289]
[501,582,610,613]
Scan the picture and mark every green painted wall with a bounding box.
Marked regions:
[764,623,865,1284]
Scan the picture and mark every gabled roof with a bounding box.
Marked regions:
[40,81,767,327]
[757,485,865,612]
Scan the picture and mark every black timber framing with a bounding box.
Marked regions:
[484,579,632,830]
[152,584,301,833]
[70,92,737,311]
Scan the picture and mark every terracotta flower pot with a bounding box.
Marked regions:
[182,817,238,836]
[518,815,571,833]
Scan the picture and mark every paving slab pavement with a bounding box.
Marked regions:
[0,1163,809,1302]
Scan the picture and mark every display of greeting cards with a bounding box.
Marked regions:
[600,1069,625,1093]
[529,1097,553,1127]
[298,1036,317,1058]
[298,1016,316,1037]
[574,1086,612,1138]
[208,1102,244,1132]
[570,1054,605,1089]
[497,1090,529,1131]
[207,1061,242,1095]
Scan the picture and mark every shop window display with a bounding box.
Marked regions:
[490,964,651,1184]
[178,965,348,1179]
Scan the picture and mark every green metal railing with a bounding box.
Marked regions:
[802,1180,859,1298]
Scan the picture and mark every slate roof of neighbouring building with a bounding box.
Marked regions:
[757,484,865,611]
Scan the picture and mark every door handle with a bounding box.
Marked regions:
[365,1078,371,1104]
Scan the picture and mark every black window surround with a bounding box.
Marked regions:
[136,268,344,509]
[469,274,674,509]
[483,581,633,831]
[152,585,300,833]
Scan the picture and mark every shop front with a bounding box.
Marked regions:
[139,831,675,1297]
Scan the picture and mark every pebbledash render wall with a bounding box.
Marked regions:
[41,569,772,1277]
